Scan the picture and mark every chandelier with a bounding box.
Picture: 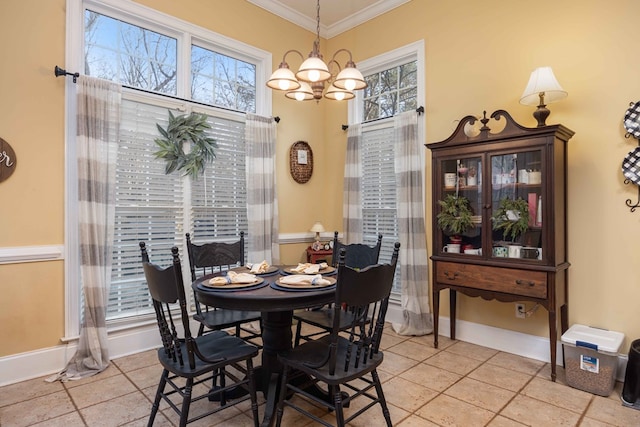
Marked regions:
[266,0,367,101]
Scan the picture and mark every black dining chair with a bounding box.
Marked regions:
[139,243,259,427]
[293,232,383,346]
[186,232,262,347]
[275,243,400,427]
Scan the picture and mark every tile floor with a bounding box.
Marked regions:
[2,323,640,427]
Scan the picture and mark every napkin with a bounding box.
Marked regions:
[209,271,257,286]
[279,274,331,287]
[248,260,270,274]
[291,262,328,274]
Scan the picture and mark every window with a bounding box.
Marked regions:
[67,0,270,333]
[350,41,424,295]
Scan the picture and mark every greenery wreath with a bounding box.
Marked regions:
[154,110,218,179]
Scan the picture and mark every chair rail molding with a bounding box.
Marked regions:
[0,245,64,264]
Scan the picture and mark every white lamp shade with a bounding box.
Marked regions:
[310,222,325,233]
[296,56,331,83]
[333,66,367,91]
[285,81,315,101]
[324,83,355,101]
[267,67,301,91]
[520,66,567,106]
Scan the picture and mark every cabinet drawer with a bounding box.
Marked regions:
[435,261,547,299]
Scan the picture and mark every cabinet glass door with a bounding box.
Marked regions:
[438,157,482,255]
[490,150,542,261]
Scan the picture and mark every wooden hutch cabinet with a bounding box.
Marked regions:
[425,110,574,381]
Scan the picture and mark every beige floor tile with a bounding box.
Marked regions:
[29,411,86,427]
[119,411,173,426]
[500,394,581,426]
[62,363,122,389]
[486,415,529,426]
[424,349,484,376]
[487,352,546,376]
[396,414,441,426]
[399,363,462,392]
[380,330,411,349]
[67,373,137,408]
[383,376,439,412]
[125,364,163,390]
[331,399,409,426]
[0,375,65,407]
[578,417,617,427]
[468,362,533,392]
[584,395,640,427]
[415,393,495,426]
[446,340,500,362]
[111,349,159,373]
[378,350,420,376]
[0,391,76,427]
[536,362,567,384]
[79,391,153,427]
[408,333,439,348]
[521,376,592,413]
[444,377,516,412]
[386,339,439,361]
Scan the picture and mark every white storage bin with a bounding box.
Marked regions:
[561,324,624,396]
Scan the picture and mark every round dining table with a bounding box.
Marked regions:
[192,266,336,427]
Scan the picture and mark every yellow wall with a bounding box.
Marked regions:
[1,0,639,358]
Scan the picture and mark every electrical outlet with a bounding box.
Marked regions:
[515,303,526,318]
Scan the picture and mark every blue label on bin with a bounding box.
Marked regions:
[580,354,599,374]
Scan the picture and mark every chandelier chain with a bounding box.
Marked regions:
[315,0,321,45]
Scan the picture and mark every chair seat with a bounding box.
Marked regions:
[194,309,261,331]
[278,335,383,385]
[157,330,259,378]
[293,308,356,331]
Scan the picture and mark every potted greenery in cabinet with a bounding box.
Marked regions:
[436,194,474,241]
[491,197,530,242]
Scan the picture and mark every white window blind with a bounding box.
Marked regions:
[361,124,401,292]
[107,98,247,321]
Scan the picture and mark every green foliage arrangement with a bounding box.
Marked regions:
[491,197,530,242]
[436,195,474,236]
[154,111,218,179]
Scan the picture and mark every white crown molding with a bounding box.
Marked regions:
[246,0,410,39]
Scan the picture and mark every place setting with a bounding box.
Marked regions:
[271,273,337,292]
[280,261,336,275]
[198,270,268,292]
[230,260,280,276]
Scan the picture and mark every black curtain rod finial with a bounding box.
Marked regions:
[274,116,280,123]
[416,106,424,115]
[341,124,349,131]
[54,65,79,83]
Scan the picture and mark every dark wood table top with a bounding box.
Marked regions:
[192,266,336,312]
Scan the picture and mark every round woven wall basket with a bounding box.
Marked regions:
[289,141,313,184]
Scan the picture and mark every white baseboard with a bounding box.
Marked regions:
[0,313,628,387]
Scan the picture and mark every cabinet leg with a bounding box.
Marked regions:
[450,289,457,341]
[433,290,440,349]
[548,309,557,382]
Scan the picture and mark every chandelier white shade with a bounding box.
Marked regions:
[266,0,366,101]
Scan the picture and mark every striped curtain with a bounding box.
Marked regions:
[392,111,433,336]
[245,113,280,264]
[343,124,363,243]
[52,76,121,381]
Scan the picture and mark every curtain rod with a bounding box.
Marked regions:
[341,105,424,130]
[54,66,280,123]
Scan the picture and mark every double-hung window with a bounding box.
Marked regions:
[66,0,270,334]
[349,41,425,296]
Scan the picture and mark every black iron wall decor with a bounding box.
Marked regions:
[0,137,17,183]
[622,101,640,212]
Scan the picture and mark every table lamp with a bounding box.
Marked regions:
[520,66,567,127]
[310,221,325,243]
